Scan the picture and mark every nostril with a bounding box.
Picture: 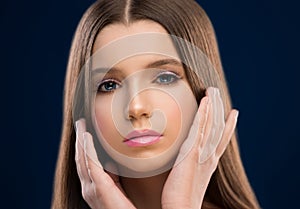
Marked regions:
[128,115,134,120]
[128,111,151,120]
[141,112,151,118]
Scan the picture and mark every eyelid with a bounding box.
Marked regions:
[95,78,122,93]
[154,70,182,80]
[98,78,122,87]
[95,70,181,88]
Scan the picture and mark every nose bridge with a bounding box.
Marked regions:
[127,75,142,99]
[126,77,151,120]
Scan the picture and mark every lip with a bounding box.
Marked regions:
[123,130,162,147]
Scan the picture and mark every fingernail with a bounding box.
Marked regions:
[206,87,213,95]
[235,110,239,120]
[214,88,219,95]
[75,121,79,132]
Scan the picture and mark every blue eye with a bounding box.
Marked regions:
[155,72,180,84]
[98,80,121,93]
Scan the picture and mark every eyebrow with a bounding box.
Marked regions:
[92,58,183,74]
[145,58,182,68]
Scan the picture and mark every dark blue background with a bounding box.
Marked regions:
[1,0,299,208]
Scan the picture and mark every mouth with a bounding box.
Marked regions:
[123,130,162,147]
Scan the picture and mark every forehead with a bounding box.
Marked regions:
[93,20,169,53]
[90,22,181,71]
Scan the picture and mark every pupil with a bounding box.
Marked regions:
[105,82,115,90]
[160,75,171,82]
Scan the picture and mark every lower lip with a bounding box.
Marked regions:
[124,135,162,147]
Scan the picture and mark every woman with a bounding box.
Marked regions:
[51,0,260,208]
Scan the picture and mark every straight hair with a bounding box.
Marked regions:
[51,0,260,208]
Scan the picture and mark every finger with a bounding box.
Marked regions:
[200,88,214,149]
[200,87,227,162]
[195,96,210,147]
[216,89,225,127]
[212,88,225,146]
[175,96,209,164]
[83,132,113,187]
[215,109,239,157]
[75,119,90,185]
[83,132,103,175]
[75,119,86,139]
[75,118,86,161]
[185,95,210,149]
[84,133,134,207]
[76,140,91,184]
[199,87,218,162]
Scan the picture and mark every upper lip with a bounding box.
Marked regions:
[124,130,162,142]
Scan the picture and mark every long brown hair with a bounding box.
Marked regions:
[51,0,260,208]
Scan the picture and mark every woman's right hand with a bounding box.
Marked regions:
[75,119,136,209]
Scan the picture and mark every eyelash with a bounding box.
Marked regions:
[97,79,122,93]
[153,71,181,85]
[96,71,181,93]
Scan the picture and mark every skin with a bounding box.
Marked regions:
[75,20,239,209]
[93,54,184,158]
[90,21,199,174]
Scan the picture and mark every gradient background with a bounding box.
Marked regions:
[1,0,299,208]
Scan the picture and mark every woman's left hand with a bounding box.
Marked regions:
[161,87,239,209]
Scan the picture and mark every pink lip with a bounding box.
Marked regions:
[123,130,162,147]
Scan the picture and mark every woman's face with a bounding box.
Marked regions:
[90,20,198,175]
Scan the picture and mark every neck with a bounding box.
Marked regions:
[120,171,170,209]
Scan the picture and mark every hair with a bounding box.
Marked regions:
[51,0,260,208]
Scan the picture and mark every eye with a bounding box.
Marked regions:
[97,79,121,93]
[154,71,181,85]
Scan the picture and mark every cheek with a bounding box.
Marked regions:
[94,97,116,138]
[152,93,181,139]
[165,103,181,130]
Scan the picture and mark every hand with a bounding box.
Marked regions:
[161,87,239,209]
[75,119,136,209]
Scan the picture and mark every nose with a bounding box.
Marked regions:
[127,92,152,121]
